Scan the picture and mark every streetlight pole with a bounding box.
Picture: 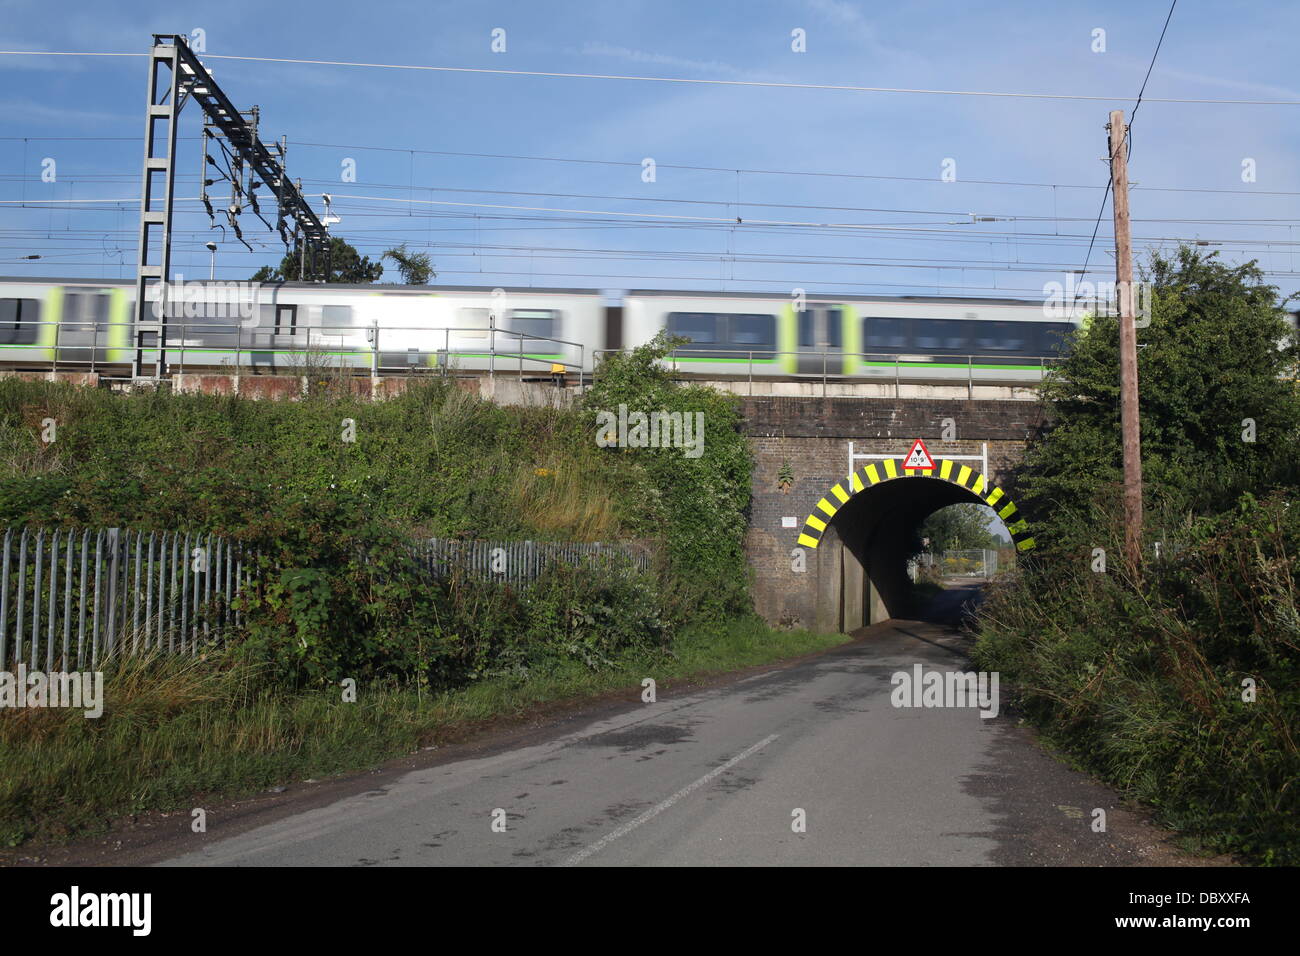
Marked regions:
[205,241,217,280]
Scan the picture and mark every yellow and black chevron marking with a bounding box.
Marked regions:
[796,458,1036,553]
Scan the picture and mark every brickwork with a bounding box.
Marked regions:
[740,397,1048,629]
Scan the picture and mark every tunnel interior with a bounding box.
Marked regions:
[828,476,995,621]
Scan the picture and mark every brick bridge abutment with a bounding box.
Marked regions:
[739,397,1048,633]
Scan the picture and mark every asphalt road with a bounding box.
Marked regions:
[159,583,1205,867]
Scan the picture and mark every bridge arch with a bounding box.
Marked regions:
[799,457,1034,553]
[795,457,1035,625]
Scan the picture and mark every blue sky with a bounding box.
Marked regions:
[2,0,1298,301]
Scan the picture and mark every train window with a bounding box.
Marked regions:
[728,314,776,348]
[0,298,41,345]
[826,308,842,348]
[797,311,813,348]
[667,312,718,345]
[509,309,557,339]
[864,317,907,350]
[457,307,491,339]
[274,304,298,336]
[321,305,352,328]
[1036,322,1074,354]
[915,319,966,350]
[974,321,1024,351]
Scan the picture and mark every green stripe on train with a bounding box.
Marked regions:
[38,286,61,360]
[106,288,130,363]
[857,360,1046,371]
[841,304,858,375]
[124,348,567,364]
[780,303,797,374]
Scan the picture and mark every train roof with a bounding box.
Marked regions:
[625,288,1045,306]
[0,276,1045,306]
[0,276,607,296]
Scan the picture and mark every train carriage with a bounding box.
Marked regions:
[621,290,1077,384]
[0,278,604,377]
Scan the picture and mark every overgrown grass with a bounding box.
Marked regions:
[0,342,767,845]
[973,493,1300,865]
[0,376,631,546]
[0,620,848,847]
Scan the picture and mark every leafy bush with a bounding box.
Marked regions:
[974,247,1300,864]
[975,493,1300,863]
[582,333,754,621]
[0,369,733,690]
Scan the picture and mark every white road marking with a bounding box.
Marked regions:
[561,733,779,866]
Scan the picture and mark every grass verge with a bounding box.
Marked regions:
[0,619,848,847]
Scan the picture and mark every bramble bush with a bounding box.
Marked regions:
[0,364,740,690]
[976,493,1299,863]
[233,496,670,688]
[582,333,754,622]
[974,248,1300,863]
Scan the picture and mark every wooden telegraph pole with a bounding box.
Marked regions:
[1108,110,1143,571]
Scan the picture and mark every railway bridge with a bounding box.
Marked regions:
[0,370,1048,633]
[740,396,1047,632]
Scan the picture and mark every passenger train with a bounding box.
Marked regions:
[0,275,1096,383]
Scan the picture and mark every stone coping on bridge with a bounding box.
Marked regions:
[687,379,1043,401]
[3,372,1049,424]
[158,373,588,405]
[0,370,101,387]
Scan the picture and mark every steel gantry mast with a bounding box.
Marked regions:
[132,33,331,379]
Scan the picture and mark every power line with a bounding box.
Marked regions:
[4,48,1296,106]
[8,189,1299,231]
[1075,1,1178,293]
[4,134,1298,198]
[1130,0,1179,125]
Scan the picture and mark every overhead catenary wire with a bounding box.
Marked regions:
[1073,0,1178,299]
[2,47,1296,106]
[4,135,1298,199]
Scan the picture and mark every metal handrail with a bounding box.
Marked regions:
[591,347,1065,395]
[5,316,1067,386]
[1,319,588,378]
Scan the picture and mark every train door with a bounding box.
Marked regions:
[57,290,111,368]
[796,305,842,375]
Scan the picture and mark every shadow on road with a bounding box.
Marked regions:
[913,578,987,629]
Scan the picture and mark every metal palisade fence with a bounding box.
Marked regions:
[416,537,651,586]
[0,527,652,670]
[0,527,252,671]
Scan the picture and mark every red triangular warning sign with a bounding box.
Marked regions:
[902,438,935,471]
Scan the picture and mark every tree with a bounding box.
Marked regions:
[969,247,1300,866]
[250,236,383,284]
[1019,245,1300,553]
[916,503,1001,553]
[382,244,435,285]
[580,332,753,620]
